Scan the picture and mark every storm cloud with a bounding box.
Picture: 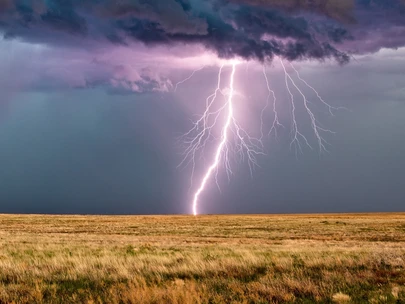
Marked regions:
[0,0,404,64]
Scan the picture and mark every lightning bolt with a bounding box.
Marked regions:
[280,58,334,154]
[177,58,345,215]
[279,59,312,155]
[261,65,284,140]
[180,62,264,216]
[177,65,225,188]
[191,63,237,216]
[174,66,206,92]
[288,63,348,116]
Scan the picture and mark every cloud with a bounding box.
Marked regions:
[341,0,405,54]
[1,0,404,93]
[0,40,174,94]
[0,0,368,63]
[109,65,173,94]
[230,0,356,22]
[2,0,405,65]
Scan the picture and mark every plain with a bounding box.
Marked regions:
[0,213,404,303]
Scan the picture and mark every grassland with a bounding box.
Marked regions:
[0,213,404,303]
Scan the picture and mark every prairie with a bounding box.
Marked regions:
[0,213,404,303]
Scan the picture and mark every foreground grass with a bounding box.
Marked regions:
[0,213,404,303]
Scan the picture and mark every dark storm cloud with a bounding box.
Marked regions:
[229,0,356,23]
[0,0,404,63]
[343,0,405,53]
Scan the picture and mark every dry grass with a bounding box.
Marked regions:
[0,213,404,303]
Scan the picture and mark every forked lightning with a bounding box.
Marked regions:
[176,58,344,215]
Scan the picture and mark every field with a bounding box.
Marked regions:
[0,213,404,303]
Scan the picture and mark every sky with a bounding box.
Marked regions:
[0,0,404,215]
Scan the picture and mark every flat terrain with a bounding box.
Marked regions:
[0,213,404,303]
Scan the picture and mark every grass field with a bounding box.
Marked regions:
[0,213,404,303]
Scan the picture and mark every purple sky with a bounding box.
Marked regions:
[0,0,404,214]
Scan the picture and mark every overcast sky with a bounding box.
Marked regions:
[0,0,404,214]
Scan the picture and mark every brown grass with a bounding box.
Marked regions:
[0,213,404,303]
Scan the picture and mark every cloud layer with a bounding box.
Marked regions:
[1,0,405,95]
[1,0,404,64]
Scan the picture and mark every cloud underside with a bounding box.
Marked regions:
[0,0,404,64]
[0,0,404,94]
